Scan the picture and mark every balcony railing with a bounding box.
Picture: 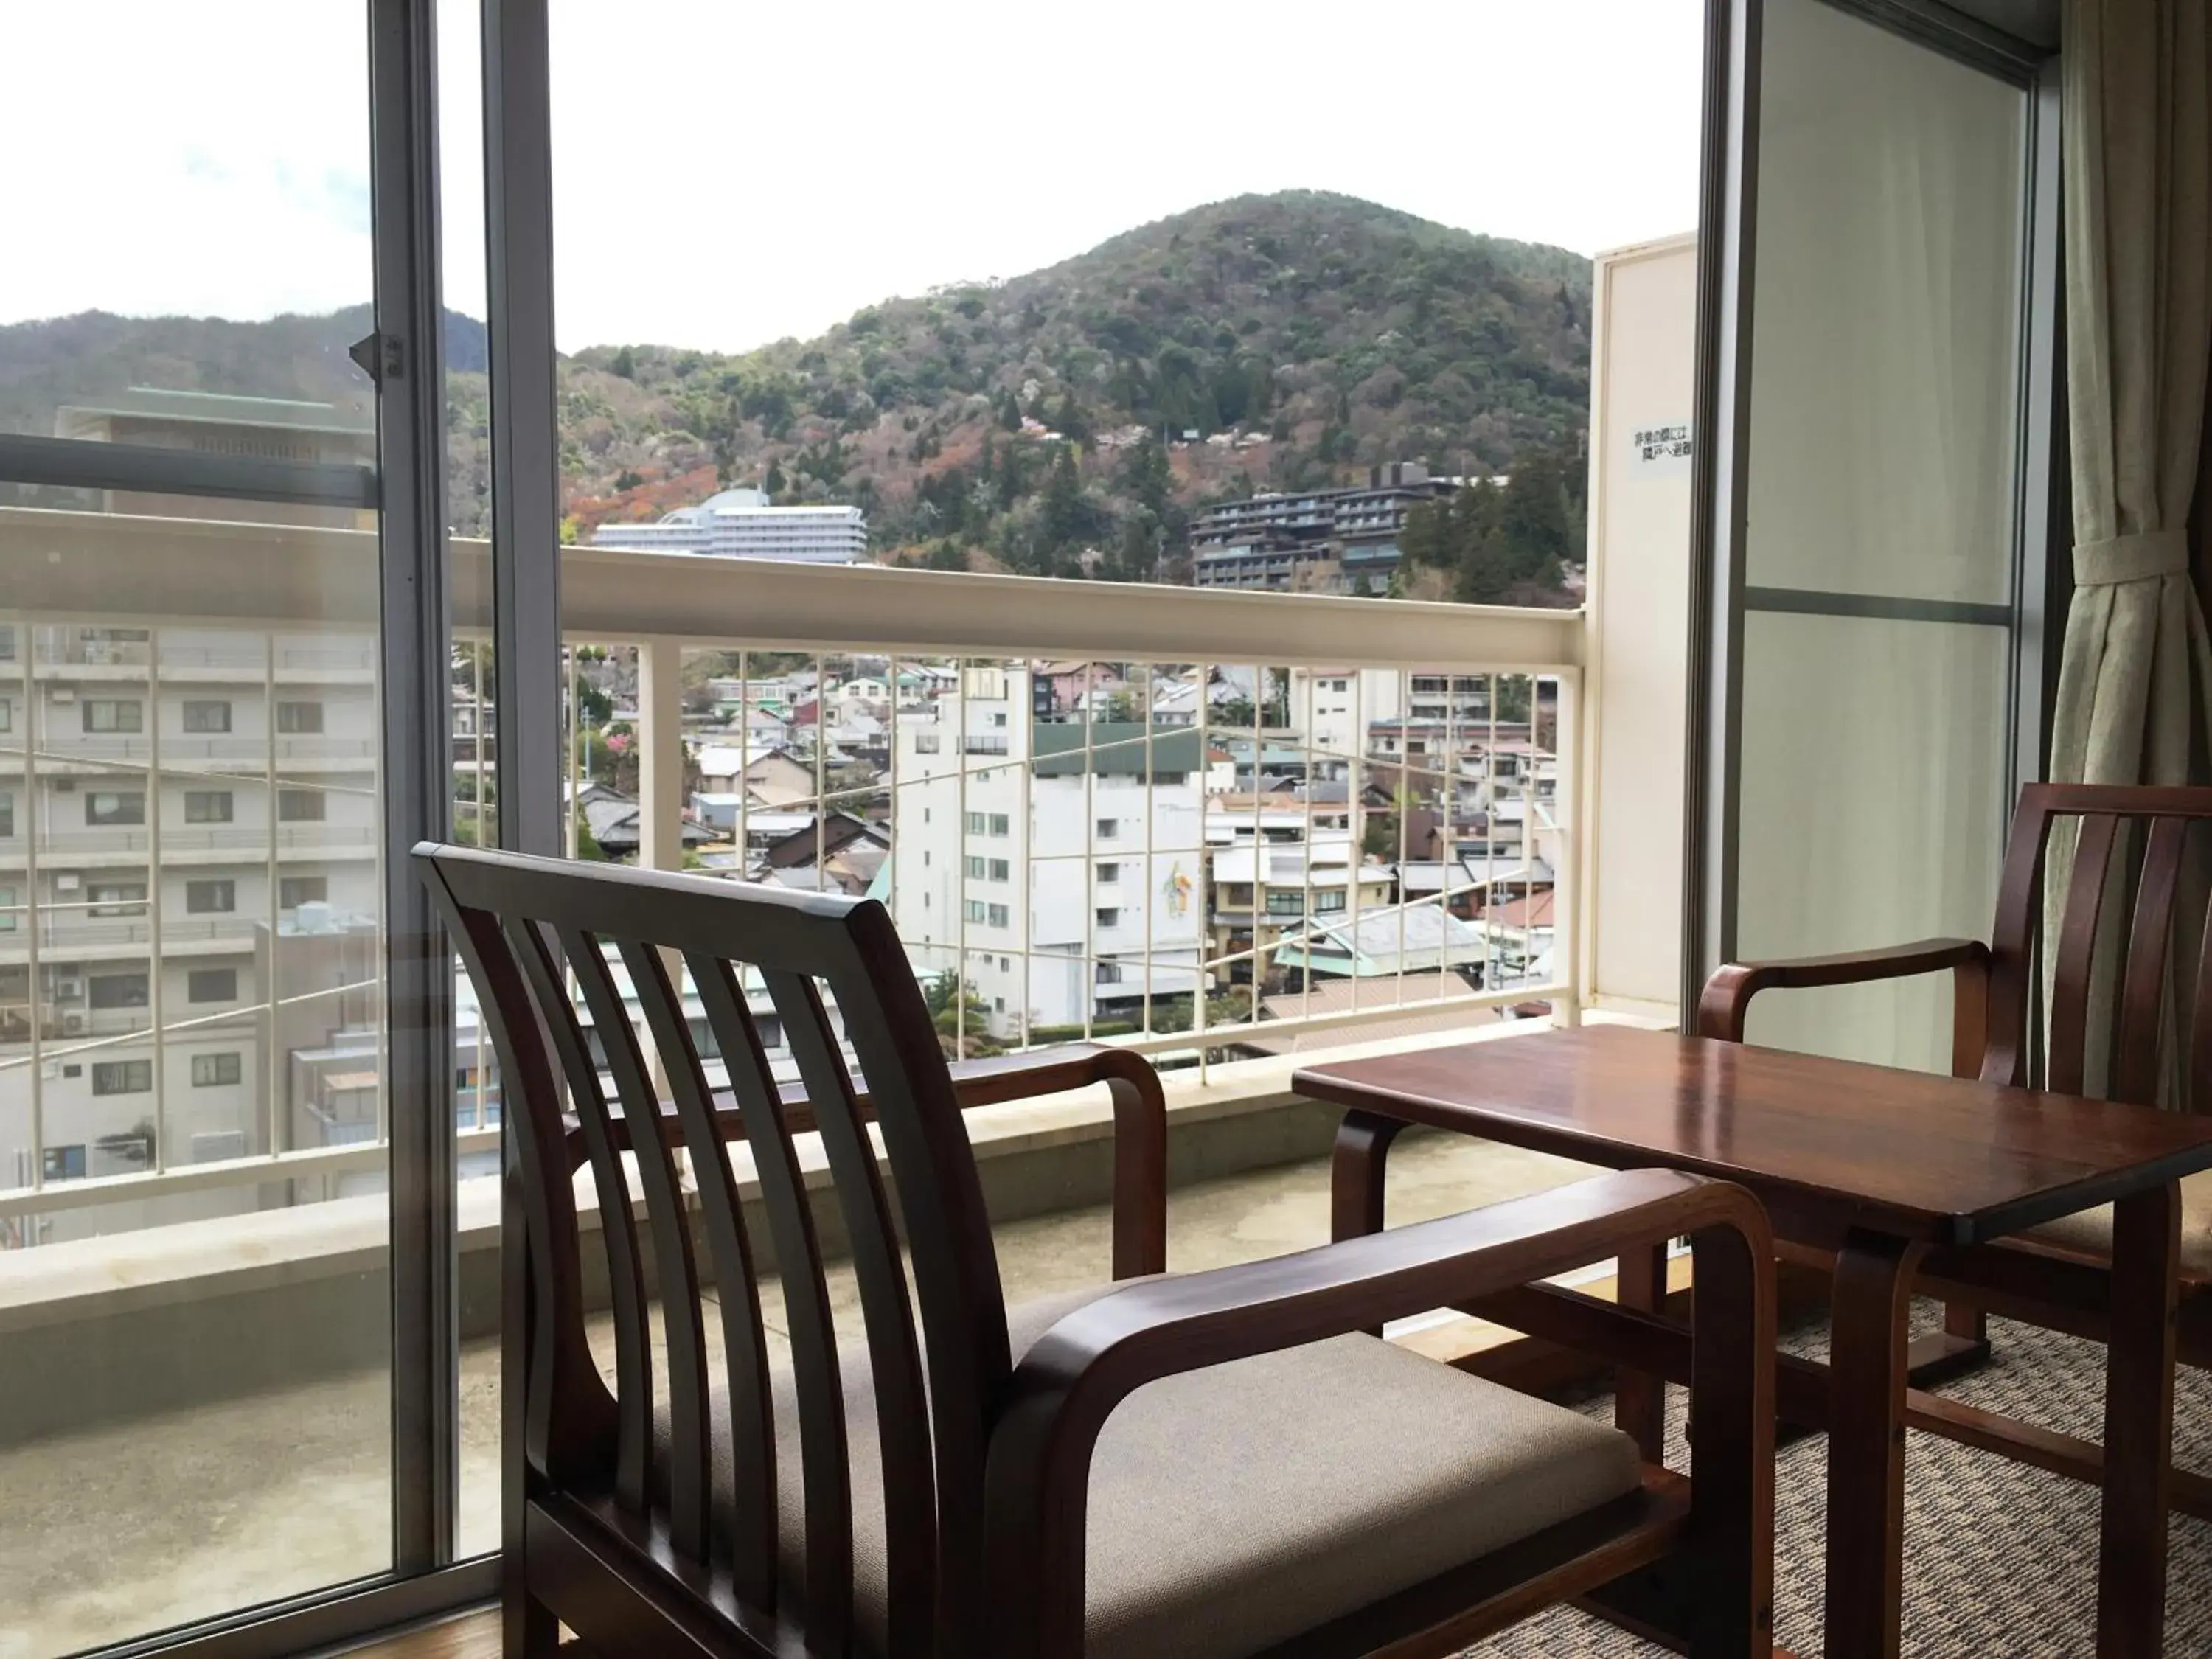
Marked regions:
[0,502,1588,1234]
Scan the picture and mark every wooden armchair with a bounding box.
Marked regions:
[1699,780,2212,1517]
[420,843,1780,1658]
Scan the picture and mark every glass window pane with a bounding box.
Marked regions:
[0,4,387,1650]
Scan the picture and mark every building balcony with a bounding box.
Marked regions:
[0,501,1682,1653]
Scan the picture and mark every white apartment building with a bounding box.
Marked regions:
[1286,667,1403,775]
[589,487,868,564]
[891,667,1205,1040]
[0,621,382,1242]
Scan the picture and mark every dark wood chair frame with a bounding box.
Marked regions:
[1697,781,2212,1520]
[417,842,1781,1659]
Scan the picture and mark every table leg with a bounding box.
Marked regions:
[2098,1180,2179,1657]
[1825,1229,1927,1659]
[1329,1107,1407,1242]
[1616,1240,1669,1462]
[1332,1110,1408,1340]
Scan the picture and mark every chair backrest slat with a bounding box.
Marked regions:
[827,905,1012,1646]
[619,939,779,1609]
[1981,787,2054,1087]
[765,966,939,1652]
[689,953,851,1646]
[1982,785,2212,1110]
[2048,813,2120,1096]
[563,928,712,1556]
[507,915,654,1511]
[2115,818,2189,1105]
[422,874,608,1485]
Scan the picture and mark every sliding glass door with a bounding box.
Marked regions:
[1691,0,2061,1069]
[0,3,472,1655]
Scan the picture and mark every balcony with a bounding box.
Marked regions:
[0,498,1672,1654]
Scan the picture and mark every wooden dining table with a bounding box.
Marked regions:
[1295,1023,2212,1659]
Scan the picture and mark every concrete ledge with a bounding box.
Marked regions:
[0,1019,1592,1443]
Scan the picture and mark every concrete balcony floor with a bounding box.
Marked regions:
[0,1130,1591,1659]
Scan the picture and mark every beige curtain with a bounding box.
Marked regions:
[2045,0,2212,1096]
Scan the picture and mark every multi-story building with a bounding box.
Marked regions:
[589,486,868,564]
[1286,667,1405,773]
[1187,463,1462,591]
[891,667,1205,1040]
[0,620,383,1239]
[1206,832,1393,987]
[0,392,385,1242]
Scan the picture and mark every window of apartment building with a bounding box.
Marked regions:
[1096,818,1119,839]
[1266,892,1304,916]
[278,787,326,821]
[1096,907,1121,928]
[965,855,987,879]
[0,884,15,933]
[990,813,1009,836]
[1155,771,1188,787]
[964,900,988,924]
[91,1059,153,1095]
[0,796,12,838]
[189,969,239,1004]
[0,698,11,733]
[187,879,237,914]
[279,875,328,908]
[88,882,147,916]
[965,811,987,834]
[998,955,1012,972]
[86,790,145,826]
[89,972,150,1009]
[276,700,325,734]
[1315,891,1348,913]
[83,698,143,734]
[43,1144,86,1181]
[185,790,234,823]
[991,712,1007,728]
[1096,962,1122,984]
[192,1052,244,1088]
[1096,862,1121,883]
[986,858,1009,880]
[987,904,1010,928]
[182,700,233,733]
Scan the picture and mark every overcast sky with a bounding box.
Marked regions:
[2,1,1701,357]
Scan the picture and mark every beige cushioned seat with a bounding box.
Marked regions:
[2020,1168,2212,1277]
[668,1284,1642,1659]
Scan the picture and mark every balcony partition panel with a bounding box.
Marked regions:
[1691,0,2059,1071]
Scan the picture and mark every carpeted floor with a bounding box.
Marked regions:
[1465,1304,2212,1657]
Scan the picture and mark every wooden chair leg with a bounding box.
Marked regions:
[1615,1242,1669,1463]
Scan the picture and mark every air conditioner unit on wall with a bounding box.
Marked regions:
[55,872,80,891]
[55,977,83,998]
[51,687,75,703]
[61,1012,85,1034]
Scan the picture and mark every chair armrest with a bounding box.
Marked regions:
[982,1169,1773,1657]
[948,1044,1167,1279]
[1697,938,1990,1070]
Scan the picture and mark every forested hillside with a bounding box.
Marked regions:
[0,191,1593,594]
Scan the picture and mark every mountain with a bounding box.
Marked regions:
[0,192,1593,594]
